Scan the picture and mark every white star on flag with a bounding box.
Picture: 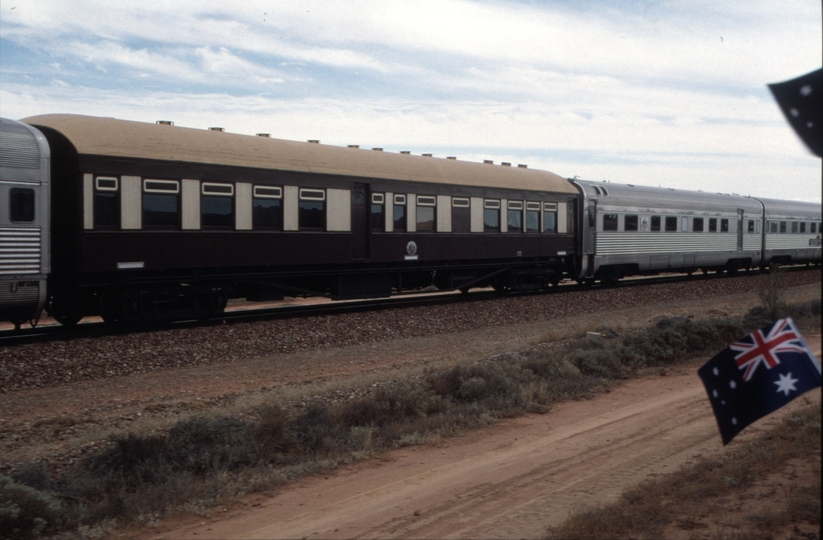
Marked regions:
[774,372,799,396]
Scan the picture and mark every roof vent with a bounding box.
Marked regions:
[209,127,224,132]
[483,160,493,165]
[400,151,411,154]
[518,164,527,168]
[422,153,433,157]
[156,120,174,126]
[256,133,270,137]
[502,162,511,167]
[372,148,383,151]
[348,145,359,148]
[307,139,320,144]
[447,156,456,160]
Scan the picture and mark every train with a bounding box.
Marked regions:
[1,114,820,328]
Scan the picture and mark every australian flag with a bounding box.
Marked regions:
[768,68,822,157]
[698,318,821,445]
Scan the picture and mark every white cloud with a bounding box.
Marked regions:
[1,0,820,203]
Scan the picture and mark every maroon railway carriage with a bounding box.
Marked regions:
[22,114,579,323]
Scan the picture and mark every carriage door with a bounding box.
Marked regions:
[351,183,370,259]
[583,199,597,277]
[585,200,597,255]
[736,209,744,250]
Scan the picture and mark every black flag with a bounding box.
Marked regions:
[768,68,822,157]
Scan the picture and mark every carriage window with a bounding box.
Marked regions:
[747,219,755,233]
[603,214,618,231]
[9,188,35,222]
[800,222,806,233]
[393,194,406,232]
[299,189,326,230]
[720,218,729,233]
[201,183,234,228]
[452,198,470,233]
[665,216,678,232]
[812,223,817,233]
[651,215,661,232]
[507,201,523,232]
[484,200,500,232]
[371,193,384,231]
[94,176,119,229]
[624,214,638,232]
[543,202,557,233]
[791,221,799,233]
[693,217,704,232]
[709,218,717,232]
[525,202,540,232]
[416,196,436,232]
[143,180,180,229]
[779,221,786,233]
[253,186,282,229]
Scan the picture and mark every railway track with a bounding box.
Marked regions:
[0,265,817,348]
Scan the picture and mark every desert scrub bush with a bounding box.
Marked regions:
[745,296,821,332]
[544,317,749,382]
[84,416,258,488]
[0,473,67,540]
[633,318,747,364]
[338,381,445,429]
[426,360,544,414]
[758,263,788,320]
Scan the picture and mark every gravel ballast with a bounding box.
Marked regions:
[1,270,819,393]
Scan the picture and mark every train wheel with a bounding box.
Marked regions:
[211,291,228,313]
[54,312,81,327]
[49,298,82,326]
[99,294,123,324]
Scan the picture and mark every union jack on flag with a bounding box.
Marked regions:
[698,318,821,445]
[730,319,806,381]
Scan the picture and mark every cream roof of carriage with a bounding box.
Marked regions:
[23,114,577,194]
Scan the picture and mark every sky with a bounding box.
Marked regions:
[1,0,821,202]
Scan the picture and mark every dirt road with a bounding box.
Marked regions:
[142,337,821,540]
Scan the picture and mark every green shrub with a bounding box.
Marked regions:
[0,474,66,540]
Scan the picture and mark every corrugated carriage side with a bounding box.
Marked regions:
[0,117,50,327]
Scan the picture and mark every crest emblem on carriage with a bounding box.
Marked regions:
[406,241,418,256]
